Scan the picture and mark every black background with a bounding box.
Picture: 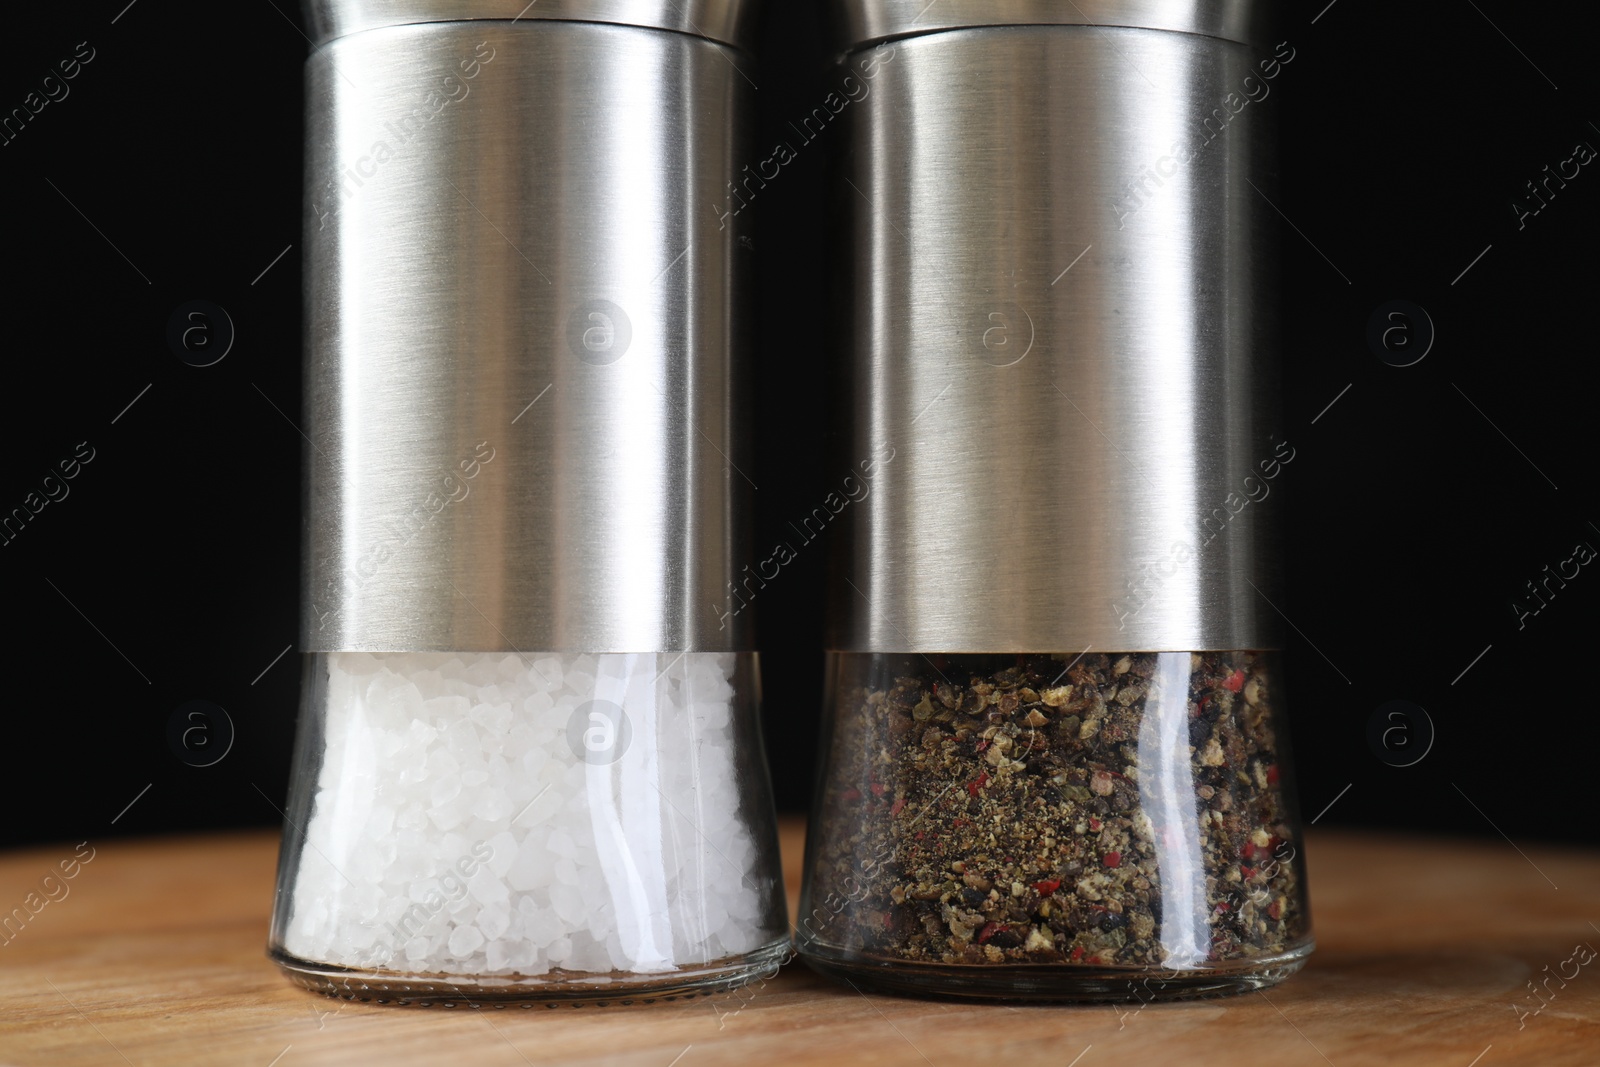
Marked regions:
[2,2,1596,852]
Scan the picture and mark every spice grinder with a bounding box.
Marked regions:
[270,0,787,1005]
[797,0,1314,1000]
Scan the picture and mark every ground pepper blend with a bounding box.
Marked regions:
[802,651,1309,992]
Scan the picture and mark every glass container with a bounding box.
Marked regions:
[272,651,787,1004]
[800,651,1310,999]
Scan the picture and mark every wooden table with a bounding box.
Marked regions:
[2,820,1596,1066]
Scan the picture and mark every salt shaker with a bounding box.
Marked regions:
[797,0,1315,1000]
[269,0,787,1005]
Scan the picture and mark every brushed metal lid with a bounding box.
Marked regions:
[305,0,757,51]
[825,23,1286,654]
[300,21,756,654]
[836,0,1272,51]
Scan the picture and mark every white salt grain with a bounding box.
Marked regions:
[282,651,771,977]
[448,925,485,956]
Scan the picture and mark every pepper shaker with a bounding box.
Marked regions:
[269,0,787,1005]
[797,0,1314,1000]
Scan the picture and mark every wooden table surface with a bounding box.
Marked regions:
[2,819,1597,1066]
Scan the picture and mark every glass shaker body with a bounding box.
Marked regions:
[272,651,787,1003]
[800,651,1310,999]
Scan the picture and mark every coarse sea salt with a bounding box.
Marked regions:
[281,651,773,977]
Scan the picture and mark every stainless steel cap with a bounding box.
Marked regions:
[305,0,756,51]
[300,17,756,653]
[828,19,1286,654]
[835,0,1272,51]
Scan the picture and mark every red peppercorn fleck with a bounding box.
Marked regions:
[1242,840,1276,863]
[1033,878,1061,895]
[1266,763,1280,786]
[976,922,1002,945]
[1069,946,1085,962]
[870,782,887,796]
[1103,851,1122,869]
[1223,669,1246,692]
[890,798,906,816]
[1088,817,1102,832]
[1267,900,1283,921]
[967,772,989,796]
[841,787,861,802]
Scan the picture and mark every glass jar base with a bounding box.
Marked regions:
[797,941,1314,1003]
[270,937,792,1008]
